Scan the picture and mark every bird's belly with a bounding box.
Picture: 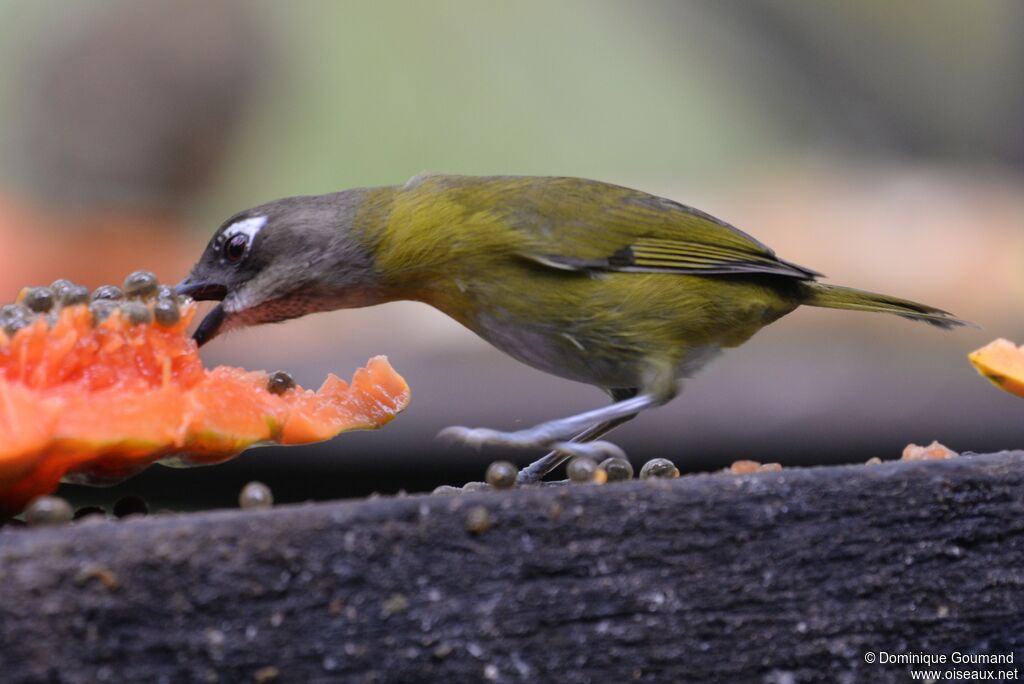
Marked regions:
[470,310,722,389]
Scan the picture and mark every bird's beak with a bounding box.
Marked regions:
[175,277,228,302]
[176,277,229,347]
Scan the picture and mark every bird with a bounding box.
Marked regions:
[177,174,968,483]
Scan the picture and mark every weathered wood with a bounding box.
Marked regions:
[2,452,1024,683]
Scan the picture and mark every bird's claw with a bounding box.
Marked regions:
[437,425,564,450]
[550,440,627,461]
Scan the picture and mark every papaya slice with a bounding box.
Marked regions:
[969,339,1024,399]
[0,276,410,514]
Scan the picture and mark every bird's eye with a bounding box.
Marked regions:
[223,234,248,262]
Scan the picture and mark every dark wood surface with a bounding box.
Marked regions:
[2,452,1023,683]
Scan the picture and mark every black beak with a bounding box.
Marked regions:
[192,304,227,347]
[175,277,228,302]
[176,277,229,346]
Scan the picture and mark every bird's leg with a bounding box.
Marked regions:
[440,370,677,461]
[516,412,638,484]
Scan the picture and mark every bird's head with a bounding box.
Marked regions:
[177,191,379,346]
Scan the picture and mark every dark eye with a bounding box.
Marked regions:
[223,234,248,262]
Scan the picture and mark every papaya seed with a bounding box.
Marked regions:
[113,495,149,518]
[640,458,680,480]
[123,271,159,299]
[485,461,518,490]
[153,299,180,326]
[24,496,73,526]
[600,456,634,482]
[62,285,91,306]
[89,300,118,325]
[49,279,74,300]
[266,371,296,395]
[239,481,274,509]
[91,285,124,301]
[23,287,55,313]
[566,456,600,484]
[120,301,152,325]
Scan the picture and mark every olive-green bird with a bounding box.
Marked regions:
[177,174,967,483]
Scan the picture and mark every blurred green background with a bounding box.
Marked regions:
[0,0,1021,509]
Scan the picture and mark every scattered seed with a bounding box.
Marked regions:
[485,460,518,490]
[600,457,634,482]
[380,593,409,617]
[567,456,600,484]
[640,458,680,479]
[24,495,73,526]
[23,287,55,313]
[760,462,783,472]
[462,481,489,492]
[431,485,461,496]
[464,505,492,534]
[240,481,274,509]
[153,298,181,326]
[865,457,883,465]
[123,271,159,299]
[73,505,106,520]
[60,285,91,306]
[266,371,296,395]
[120,301,152,325]
[113,495,149,518]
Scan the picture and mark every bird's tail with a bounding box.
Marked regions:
[800,282,972,330]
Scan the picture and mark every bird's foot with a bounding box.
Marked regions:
[437,425,567,450]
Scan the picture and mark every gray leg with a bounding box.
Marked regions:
[516,406,638,484]
[438,389,662,450]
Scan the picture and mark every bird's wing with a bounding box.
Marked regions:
[509,177,821,280]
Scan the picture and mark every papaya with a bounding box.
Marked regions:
[968,338,1024,399]
[0,275,410,514]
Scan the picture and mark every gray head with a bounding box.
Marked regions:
[177,190,378,345]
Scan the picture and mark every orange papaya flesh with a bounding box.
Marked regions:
[0,294,409,514]
[968,339,1024,399]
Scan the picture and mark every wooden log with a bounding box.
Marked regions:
[2,451,1024,683]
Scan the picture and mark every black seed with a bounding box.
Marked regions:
[50,279,74,300]
[464,506,492,534]
[73,506,106,520]
[60,285,91,306]
[239,481,274,509]
[23,287,55,313]
[89,300,118,325]
[123,271,159,299]
[640,458,680,480]
[600,457,634,482]
[567,456,599,484]
[120,301,152,325]
[266,371,296,395]
[91,285,123,301]
[485,461,518,489]
[0,303,29,322]
[112,495,148,518]
[24,496,73,526]
[153,299,180,326]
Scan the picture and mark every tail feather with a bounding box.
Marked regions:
[801,282,972,330]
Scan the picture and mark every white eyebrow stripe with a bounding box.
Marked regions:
[224,215,268,242]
